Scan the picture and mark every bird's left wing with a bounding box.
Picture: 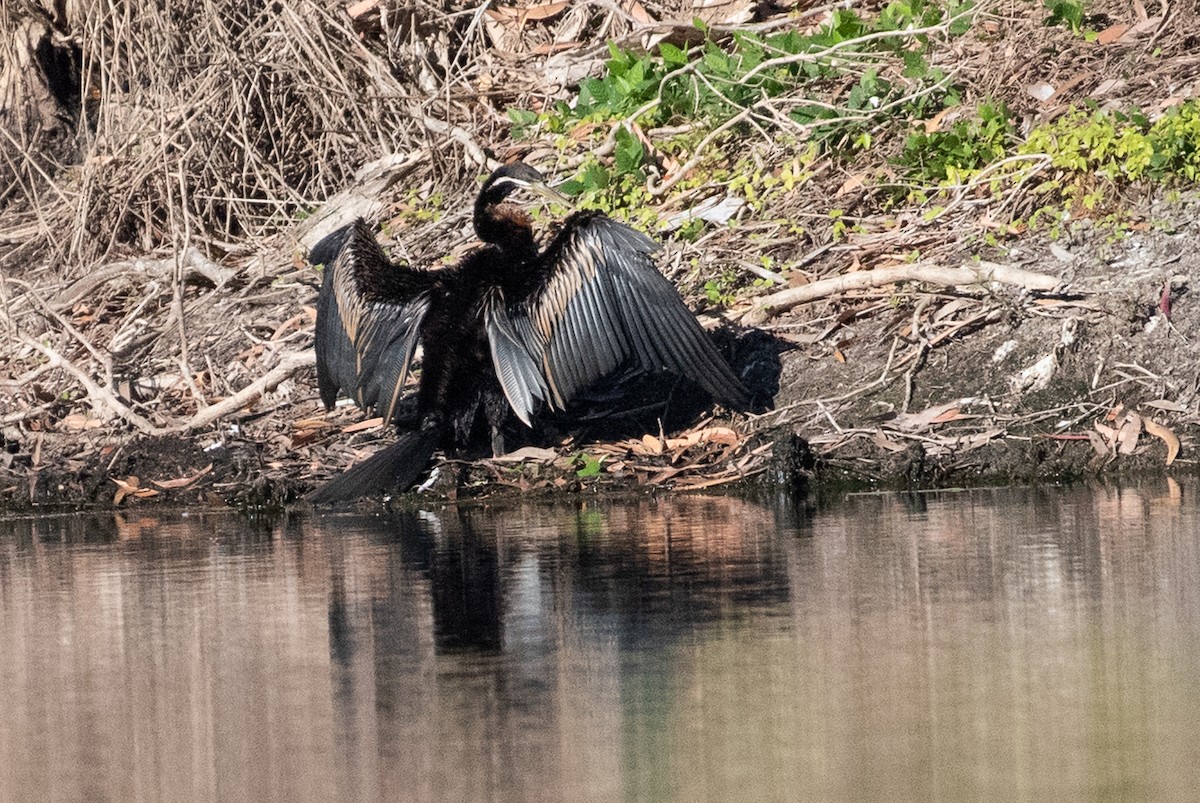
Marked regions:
[484,212,748,426]
[314,219,434,423]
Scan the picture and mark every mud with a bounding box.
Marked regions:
[4,192,1199,513]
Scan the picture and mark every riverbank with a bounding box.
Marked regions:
[2,1,1197,510]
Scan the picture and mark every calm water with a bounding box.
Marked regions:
[3,483,1200,802]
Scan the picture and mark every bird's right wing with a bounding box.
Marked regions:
[313,219,434,423]
[484,213,748,427]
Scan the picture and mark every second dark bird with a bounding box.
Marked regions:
[310,162,750,503]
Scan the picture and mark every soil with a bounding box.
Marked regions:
[6,190,1198,512]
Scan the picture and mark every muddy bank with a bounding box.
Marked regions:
[5,194,1198,513]
[3,2,1199,513]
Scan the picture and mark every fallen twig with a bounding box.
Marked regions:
[51,248,238,310]
[742,261,1063,325]
[178,351,315,432]
[20,335,160,434]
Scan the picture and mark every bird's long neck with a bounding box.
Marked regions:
[474,199,538,262]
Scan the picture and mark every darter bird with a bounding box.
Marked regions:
[309,162,749,503]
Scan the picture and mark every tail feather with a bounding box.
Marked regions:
[309,428,438,504]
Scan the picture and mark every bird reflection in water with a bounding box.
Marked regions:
[321,496,792,666]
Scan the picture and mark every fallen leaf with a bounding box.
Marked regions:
[1086,430,1112,458]
[112,476,141,493]
[836,173,866,196]
[1093,420,1118,446]
[959,428,1004,451]
[692,0,754,26]
[271,312,313,340]
[872,432,908,452]
[665,427,741,451]
[1090,78,1127,98]
[648,466,683,484]
[1120,15,1163,40]
[111,476,160,505]
[641,434,664,455]
[1140,399,1187,413]
[930,407,964,424]
[489,446,559,463]
[486,1,570,24]
[59,414,102,431]
[922,107,953,133]
[347,0,379,19]
[889,401,964,432]
[625,0,653,24]
[1116,412,1142,455]
[1143,418,1180,466]
[152,463,213,490]
[342,417,384,434]
[1096,23,1129,45]
[932,298,972,322]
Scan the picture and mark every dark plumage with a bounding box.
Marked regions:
[309,162,749,503]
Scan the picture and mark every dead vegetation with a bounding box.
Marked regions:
[1,0,1199,509]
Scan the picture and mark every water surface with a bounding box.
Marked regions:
[2,483,1199,801]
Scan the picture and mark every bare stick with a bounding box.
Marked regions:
[178,351,316,432]
[20,336,160,434]
[742,261,1063,325]
[51,248,237,310]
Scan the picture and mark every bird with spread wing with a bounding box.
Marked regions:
[310,162,749,503]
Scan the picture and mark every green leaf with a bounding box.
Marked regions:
[576,454,603,477]
[614,127,645,176]
[902,51,928,79]
[659,41,688,68]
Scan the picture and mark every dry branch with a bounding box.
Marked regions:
[292,150,428,250]
[51,248,238,310]
[178,351,315,432]
[20,335,160,434]
[742,261,1064,325]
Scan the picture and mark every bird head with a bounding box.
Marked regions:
[479,162,572,207]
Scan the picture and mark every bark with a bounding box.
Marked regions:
[0,1,80,210]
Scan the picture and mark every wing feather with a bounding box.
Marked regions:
[485,212,749,419]
[313,219,434,423]
[484,290,547,426]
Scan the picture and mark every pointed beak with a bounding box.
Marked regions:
[525,179,573,206]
